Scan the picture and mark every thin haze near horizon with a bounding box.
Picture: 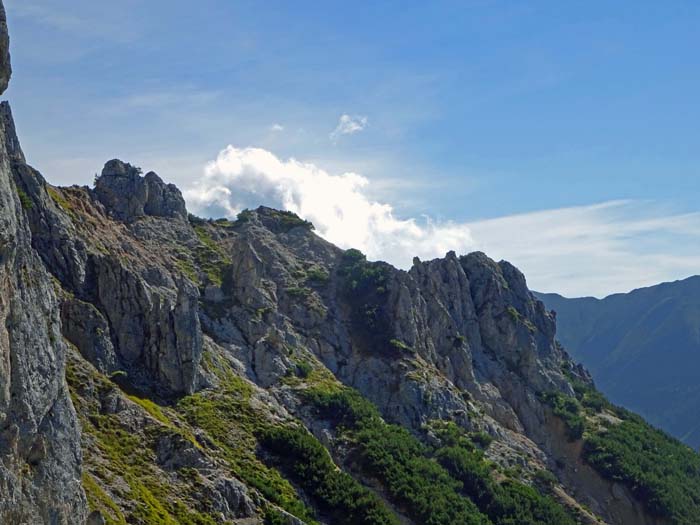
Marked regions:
[5,0,700,298]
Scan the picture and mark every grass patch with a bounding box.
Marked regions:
[174,257,199,283]
[47,186,75,215]
[127,394,173,426]
[285,286,312,298]
[67,356,240,525]
[16,186,32,210]
[191,225,232,287]
[389,338,413,354]
[82,471,127,525]
[294,361,313,379]
[506,306,520,321]
[176,351,317,523]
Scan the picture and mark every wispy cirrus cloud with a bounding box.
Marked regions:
[330,114,368,142]
[97,88,220,115]
[11,3,87,33]
[466,202,700,297]
[184,145,700,298]
[9,0,140,44]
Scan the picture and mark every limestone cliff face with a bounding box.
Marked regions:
[14,157,203,396]
[0,11,87,522]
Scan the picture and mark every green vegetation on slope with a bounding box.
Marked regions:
[176,352,317,523]
[539,391,585,440]
[81,471,127,525]
[434,431,574,525]
[304,386,576,525]
[584,410,700,524]
[66,356,221,525]
[263,209,314,232]
[69,344,403,525]
[543,366,700,524]
[15,185,32,210]
[260,425,399,525]
[179,349,400,525]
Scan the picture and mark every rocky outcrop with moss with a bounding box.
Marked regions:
[2,1,699,524]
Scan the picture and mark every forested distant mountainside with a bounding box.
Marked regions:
[537,276,700,448]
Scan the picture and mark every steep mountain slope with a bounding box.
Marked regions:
[2,2,700,524]
[0,3,86,522]
[5,156,690,525]
[537,278,700,447]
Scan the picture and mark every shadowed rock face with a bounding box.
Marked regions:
[0,1,10,96]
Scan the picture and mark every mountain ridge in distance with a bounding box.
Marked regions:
[536,275,700,447]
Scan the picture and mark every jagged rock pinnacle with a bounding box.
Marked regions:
[94,159,187,222]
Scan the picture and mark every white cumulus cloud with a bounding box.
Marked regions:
[270,123,284,132]
[330,114,368,142]
[185,145,700,298]
[184,146,474,266]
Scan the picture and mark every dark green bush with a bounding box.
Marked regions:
[259,426,398,525]
[469,431,494,449]
[540,391,585,440]
[533,469,557,487]
[187,213,208,226]
[236,209,254,223]
[338,249,390,295]
[263,509,288,525]
[16,187,32,210]
[257,209,314,232]
[295,361,313,379]
[435,445,574,525]
[306,266,330,284]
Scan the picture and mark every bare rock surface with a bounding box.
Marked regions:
[0,7,86,520]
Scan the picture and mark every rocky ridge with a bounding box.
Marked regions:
[0,2,697,524]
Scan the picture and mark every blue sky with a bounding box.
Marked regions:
[5,0,700,297]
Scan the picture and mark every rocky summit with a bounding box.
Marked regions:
[2,2,700,525]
